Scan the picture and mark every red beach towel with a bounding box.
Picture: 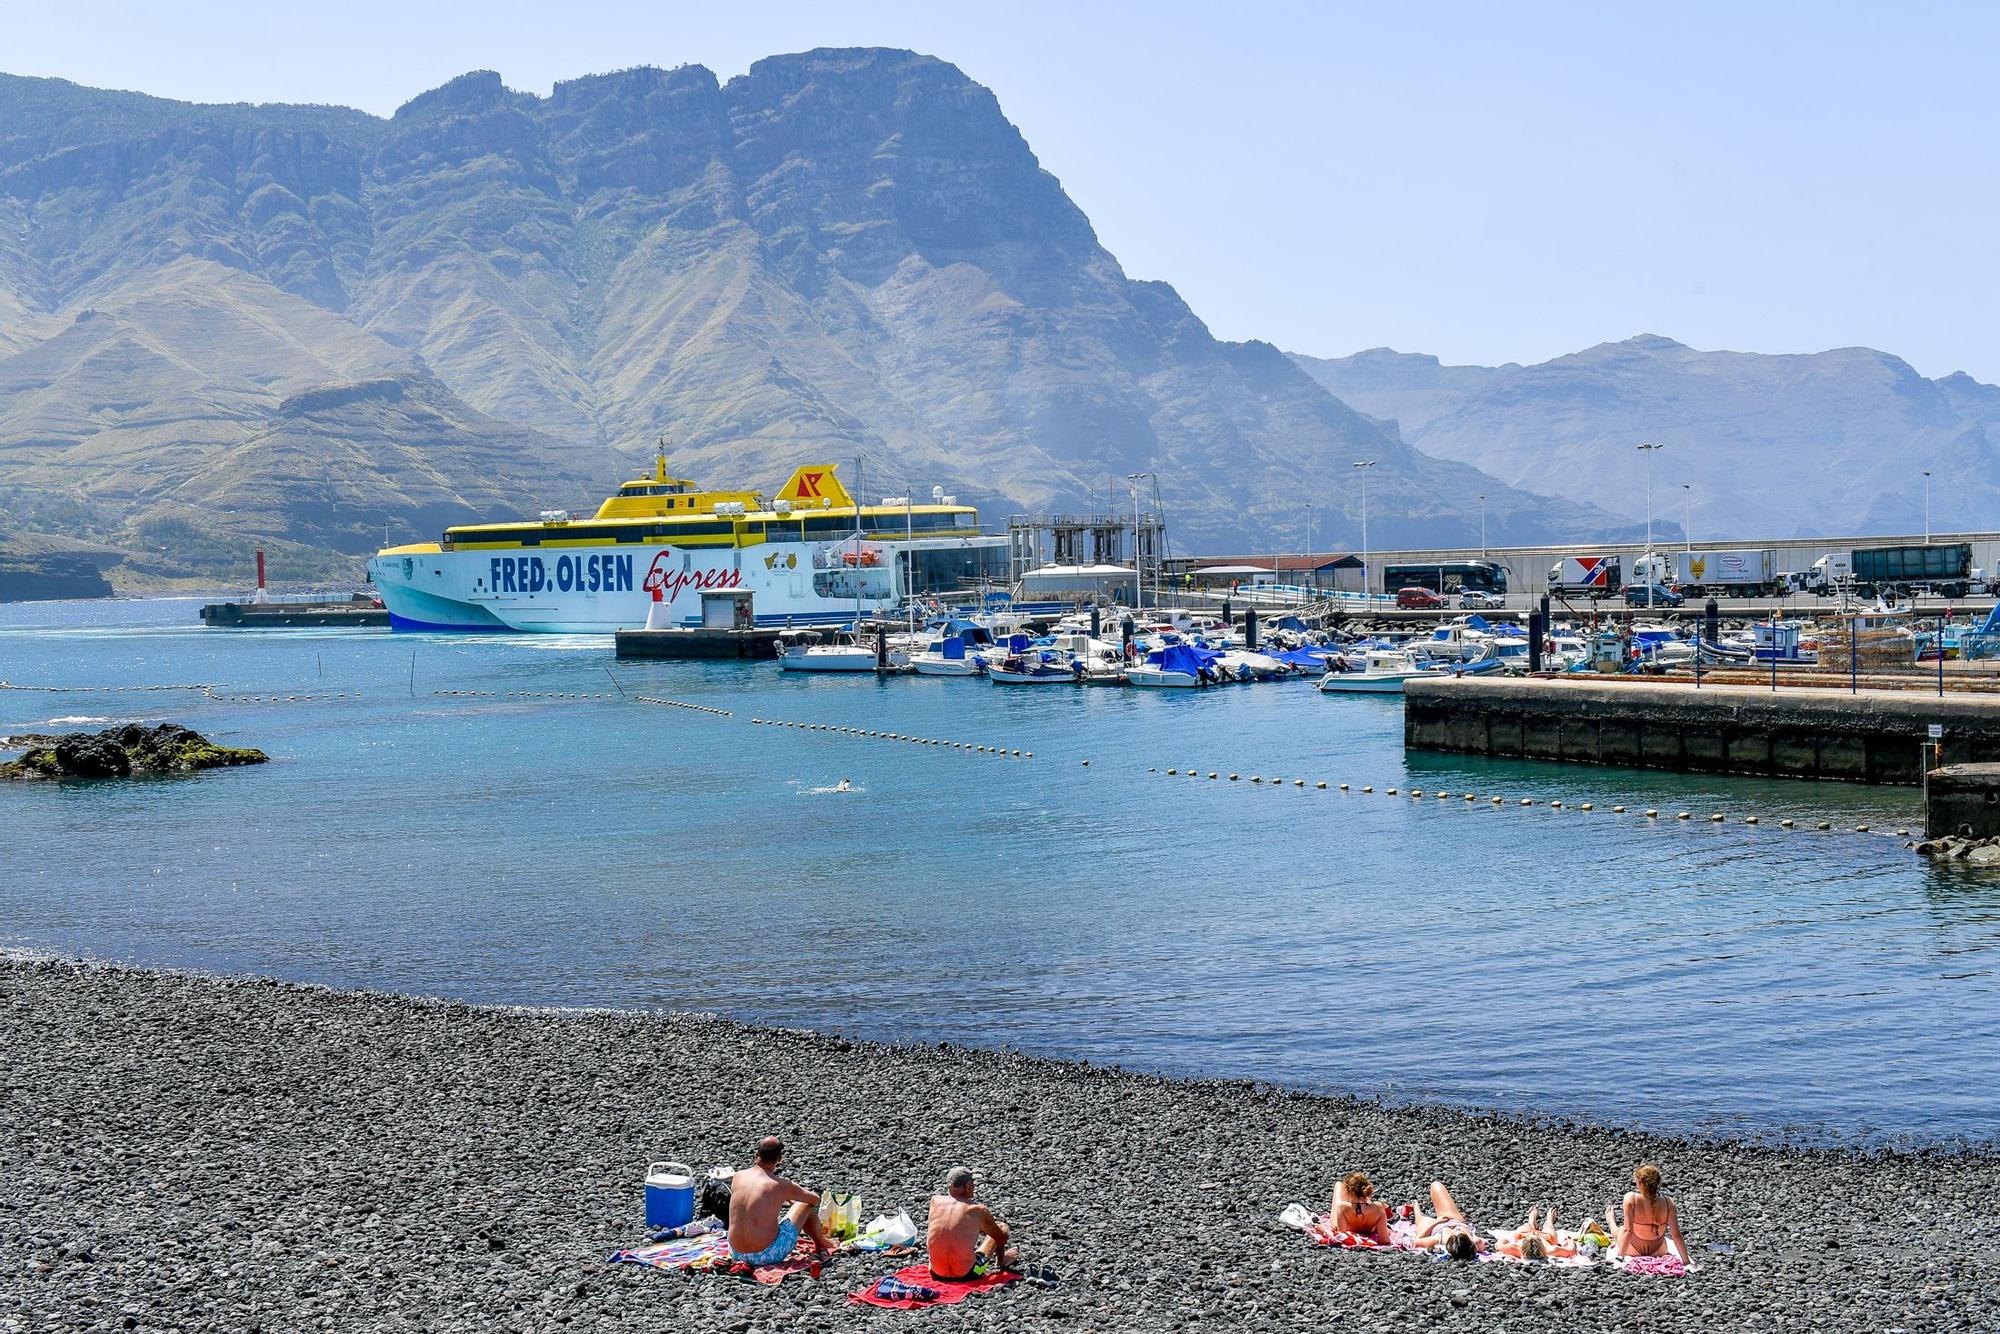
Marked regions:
[848,1263,1021,1309]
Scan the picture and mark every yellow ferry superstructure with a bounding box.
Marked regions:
[367,459,1008,632]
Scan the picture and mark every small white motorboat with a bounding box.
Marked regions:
[987,651,1080,684]
[1214,649,1285,681]
[778,630,899,672]
[1316,649,1425,694]
[1125,643,1215,688]
[910,632,983,676]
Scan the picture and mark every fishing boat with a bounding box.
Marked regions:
[367,456,1008,632]
[1316,649,1426,694]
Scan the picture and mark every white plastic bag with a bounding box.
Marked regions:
[1277,1202,1316,1232]
[855,1208,919,1250]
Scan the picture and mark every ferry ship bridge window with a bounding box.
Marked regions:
[903,545,1009,594]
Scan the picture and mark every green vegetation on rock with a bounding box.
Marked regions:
[0,723,268,779]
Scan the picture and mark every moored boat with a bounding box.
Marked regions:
[1316,649,1425,694]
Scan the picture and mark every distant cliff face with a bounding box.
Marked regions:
[1293,337,2000,540]
[0,52,1628,574]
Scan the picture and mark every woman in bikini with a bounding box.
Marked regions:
[1407,1180,1488,1260]
[1328,1171,1393,1244]
[1495,1205,1579,1261]
[1607,1163,1687,1262]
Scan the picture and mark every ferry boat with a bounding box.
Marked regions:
[367,458,1009,632]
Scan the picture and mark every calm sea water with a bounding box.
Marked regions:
[4,598,1996,1145]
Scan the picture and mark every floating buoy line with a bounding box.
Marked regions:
[748,718,1032,757]
[1123,764,1912,840]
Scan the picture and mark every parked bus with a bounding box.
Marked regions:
[1381,559,1510,595]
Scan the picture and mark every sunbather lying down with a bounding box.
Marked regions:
[1495,1206,1581,1261]
[1407,1180,1491,1260]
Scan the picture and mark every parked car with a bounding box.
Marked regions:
[1458,589,1505,609]
[1623,583,1686,607]
[1396,586,1446,609]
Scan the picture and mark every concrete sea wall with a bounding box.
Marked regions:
[1405,677,2000,784]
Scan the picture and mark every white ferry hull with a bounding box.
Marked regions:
[369,540,989,634]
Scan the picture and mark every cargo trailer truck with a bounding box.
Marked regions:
[1674,548,1781,596]
[1800,542,1981,598]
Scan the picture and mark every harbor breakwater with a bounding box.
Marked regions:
[5,957,1997,1333]
[1406,677,2000,784]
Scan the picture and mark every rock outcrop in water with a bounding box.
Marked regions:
[0,54,1638,576]
[0,722,267,779]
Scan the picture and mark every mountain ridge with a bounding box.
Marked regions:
[0,51,1637,589]
[1292,335,2000,540]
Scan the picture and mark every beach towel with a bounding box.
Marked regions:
[608,1233,830,1286]
[1292,1209,1659,1272]
[848,1263,1020,1310]
[1615,1253,1688,1277]
[1305,1214,1413,1250]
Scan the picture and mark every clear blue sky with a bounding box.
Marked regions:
[13,1,1998,380]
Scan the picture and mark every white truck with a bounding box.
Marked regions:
[1548,555,1621,598]
[1674,548,1781,596]
[1547,552,1672,598]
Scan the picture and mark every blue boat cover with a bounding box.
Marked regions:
[1150,644,1219,675]
[941,636,966,660]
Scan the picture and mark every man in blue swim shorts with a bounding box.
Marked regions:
[728,1137,835,1266]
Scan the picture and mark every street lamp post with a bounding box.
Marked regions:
[1637,442,1664,608]
[1682,484,1692,553]
[1923,470,1932,544]
[1478,494,1486,560]
[1305,501,1314,592]
[1125,471,1152,611]
[1352,461,1375,601]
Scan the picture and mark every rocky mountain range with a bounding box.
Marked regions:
[1292,336,2000,541]
[0,50,1635,592]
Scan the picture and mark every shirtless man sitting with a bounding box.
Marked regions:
[727,1136,835,1266]
[1328,1171,1394,1243]
[926,1167,1019,1282]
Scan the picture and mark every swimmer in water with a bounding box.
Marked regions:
[836,778,852,792]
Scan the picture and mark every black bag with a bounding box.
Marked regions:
[698,1175,731,1221]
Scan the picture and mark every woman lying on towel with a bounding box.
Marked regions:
[1494,1206,1580,1261]
[1607,1163,1688,1263]
[1406,1180,1491,1260]
[1328,1171,1394,1245]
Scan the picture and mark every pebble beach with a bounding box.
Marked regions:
[3,956,1995,1332]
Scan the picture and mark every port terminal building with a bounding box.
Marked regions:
[1169,531,2000,598]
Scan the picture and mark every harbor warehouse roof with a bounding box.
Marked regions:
[1192,554,1363,572]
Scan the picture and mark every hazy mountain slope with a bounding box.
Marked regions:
[1293,337,2000,539]
[166,368,630,554]
[0,53,1638,573]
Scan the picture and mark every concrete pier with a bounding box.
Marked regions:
[613,627,784,660]
[1925,763,2000,837]
[1405,676,2000,784]
[199,597,388,627]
